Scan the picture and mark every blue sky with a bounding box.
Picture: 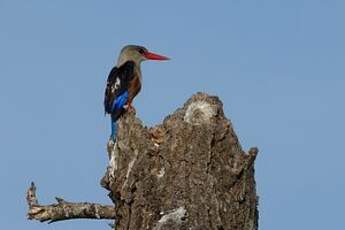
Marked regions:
[1,0,344,229]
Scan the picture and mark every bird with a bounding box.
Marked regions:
[104,45,169,141]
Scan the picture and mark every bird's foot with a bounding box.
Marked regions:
[124,104,136,113]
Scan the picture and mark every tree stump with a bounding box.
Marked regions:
[101,92,259,230]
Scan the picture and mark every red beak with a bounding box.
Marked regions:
[144,51,170,61]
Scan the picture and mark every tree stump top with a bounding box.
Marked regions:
[102,92,259,230]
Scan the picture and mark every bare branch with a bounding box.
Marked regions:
[26,182,115,223]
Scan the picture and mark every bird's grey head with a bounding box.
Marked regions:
[117,45,148,66]
[117,45,169,66]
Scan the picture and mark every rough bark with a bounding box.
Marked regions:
[26,182,115,223]
[101,92,259,230]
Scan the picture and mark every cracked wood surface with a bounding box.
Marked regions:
[101,93,259,230]
[26,182,115,223]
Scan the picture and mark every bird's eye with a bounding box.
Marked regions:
[138,48,145,54]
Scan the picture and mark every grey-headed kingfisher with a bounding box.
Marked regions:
[104,45,169,141]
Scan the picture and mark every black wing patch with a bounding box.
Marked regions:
[104,61,135,114]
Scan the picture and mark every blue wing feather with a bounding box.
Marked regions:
[111,90,128,113]
[109,90,128,141]
[104,61,135,114]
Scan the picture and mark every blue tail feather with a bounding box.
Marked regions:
[110,117,117,141]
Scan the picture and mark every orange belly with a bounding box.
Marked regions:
[127,75,141,104]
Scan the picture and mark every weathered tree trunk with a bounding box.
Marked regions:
[101,93,259,230]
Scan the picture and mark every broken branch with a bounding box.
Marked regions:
[26,182,115,223]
